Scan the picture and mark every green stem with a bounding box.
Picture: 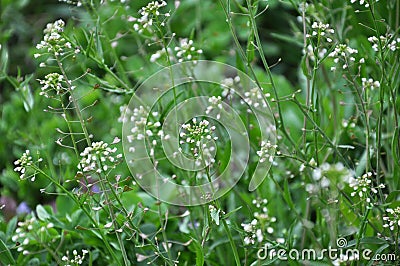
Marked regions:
[222,219,241,266]
[351,207,371,266]
[34,167,121,265]
[292,97,351,167]
[218,0,303,159]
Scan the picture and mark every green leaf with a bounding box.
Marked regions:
[56,195,76,216]
[270,32,303,47]
[84,29,95,57]
[95,22,104,62]
[222,206,242,219]
[392,129,400,189]
[246,29,255,63]
[26,258,40,266]
[300,54,311,79]
[36,205,50,221]
[283,178,296,211]
[366,244,389,266]
[360,237,387,245]
[232,0,249,13]
[6,216,17,239]
[190,238,204,266]
[386,190,400,203]
[0,44,9,74]
[16,74,34,112]
[0,238,15,265]
[210,208,220,226]
[356,149,368,177]
[236,51,246,73]
[71,209,87,228]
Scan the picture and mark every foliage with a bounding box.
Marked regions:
[0,0,399,265]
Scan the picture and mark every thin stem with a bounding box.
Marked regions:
[302,2,311,147]
[54,54,91,147]
[351,207,371,266]
[55,55,131,264]
[218,0,304,159]
[292,97,351,167]
[222,219,241,266]
[33,166,121,265]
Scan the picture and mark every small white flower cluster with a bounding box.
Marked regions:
[149,47,172,63]
[241,219,262,245]
[126,106,151,142]
[252,199,276,223]
[350,0,379,8]
[125,106,168,145]
[240,87,270,111]
[256,140,278,164]
[304,44,328,62]
[35,19,70,56]
[328,44,362,71]
[180,119,217,144]
[12,217,36,255]
[77,141,122,174]
[305,163,353,194]
[123,106,170,164]
[221,76,241,88]
[131,1,170,34]
[62,249,89,265]
[117,104,130,123]
[14,150,43,181]
[383,207,400,231]
[150,38,203,64]
[361,77,380,90]
[368,34,399,52]
[179,118,217,164]
[174,38,203,63]
[241,199,277,245]
[348,172,385,204]
[306,21,334,43]
[312,163,334,187]
[38,73,68,98]
[221,76,241,99]
[205,96,223,119]
[11,216,54,255]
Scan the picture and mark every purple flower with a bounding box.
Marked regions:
[16,202,31,215]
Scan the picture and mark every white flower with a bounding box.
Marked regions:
[61,249,89,265]
[383,207,400,231]
[306,21,335,44]
[361,77,380,90]
[173,38,202,63]
[77,141,122,174]
[131,1,169,34]
[38,73,66,98]
[328,44,359,70]
[14,150,42,181]
[36,19,70,56]
[178,118,218,167]
[350,0,379,8]
[256,141,277,165]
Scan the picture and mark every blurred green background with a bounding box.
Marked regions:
[0,0,301,216]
